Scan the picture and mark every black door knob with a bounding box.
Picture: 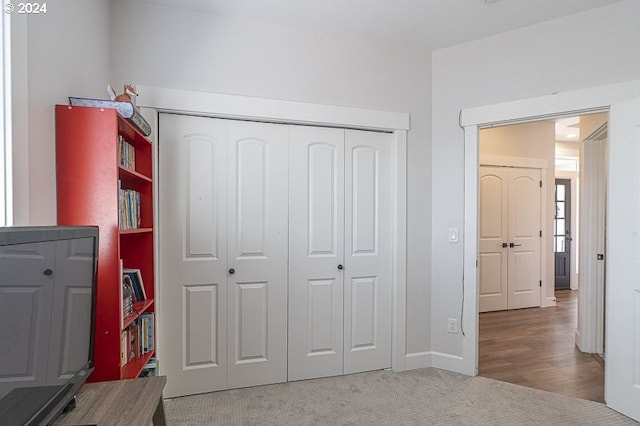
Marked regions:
[501,243,508,248]
[337,264,343,270]
[43,268,53,276]
[228,268,235,275]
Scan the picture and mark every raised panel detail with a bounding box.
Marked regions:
[186,137,218,259]
[183,285,218,369]
[307,279,337,355]
[479,253,502,295]
[0,287,40,378]
[480,175,503,239]
[513,251,535,293]
[352,147,378,255]
[512,176,537,238]
[350,277,377,351]
[57,287,92,378]
[236,140,267,258]
[235,282,268,363]
[308,143,337,257]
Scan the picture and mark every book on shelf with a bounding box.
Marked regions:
[118,187,141,230]
[123,268,146,301]
[139,312,155,352]
[118,136,136,171]
[122,277,134,317]
[68,97,152,136]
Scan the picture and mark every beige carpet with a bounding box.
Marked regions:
[164,368,635,425]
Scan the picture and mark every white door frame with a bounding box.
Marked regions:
[136,86,409,373]
[459,80,640,376]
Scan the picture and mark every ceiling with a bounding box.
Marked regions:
[139,0,623,49]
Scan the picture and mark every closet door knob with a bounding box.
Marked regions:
[501,243,508,248]
[228,268,235,275]
[337,264,343,270]
[43,268,53,276]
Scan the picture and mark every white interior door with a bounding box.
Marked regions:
[479,166,541,312]
[605,97,640,421]
[479,167,509,312]
[159,114,228,397]
[226,120,288,388]
[343,129,392,374]
[288,126,345,381]
[507,168,541,309]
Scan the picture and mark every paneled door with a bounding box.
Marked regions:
[225,120,288,389]
[479,166,541,312]
[343,129,392,374]
[478,167,509,312]
[605,96,640,421]
[158,114,288,397]
[288,128,392,379]
[288,126,345,381]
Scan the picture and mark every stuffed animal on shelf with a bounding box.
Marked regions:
[114,84,138,104]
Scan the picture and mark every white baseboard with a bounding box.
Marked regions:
[405,351,467,374]
[542,296,557,308]
[405,352,431,370]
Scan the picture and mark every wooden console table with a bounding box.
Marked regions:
[54,376,167,425]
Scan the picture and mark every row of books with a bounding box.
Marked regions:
[118,135,136,171]
[122,267,147,318]
[121,312,155,366]
[119,186,141,230]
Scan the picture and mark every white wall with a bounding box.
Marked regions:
[431,0,640,370]
[109,0,434,358]
[12,0,110,225]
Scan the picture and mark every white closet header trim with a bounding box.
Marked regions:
[137,86,410,132]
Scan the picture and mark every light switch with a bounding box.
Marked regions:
[448,227,459,243]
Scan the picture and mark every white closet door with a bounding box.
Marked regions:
[343,129,392,374]
[478,166,509,312]
[158,114,228,397]
[288,126,345,381]
[507,168,541,309]
[226,120,289,388]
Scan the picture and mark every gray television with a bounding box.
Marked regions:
[0,226,98,426]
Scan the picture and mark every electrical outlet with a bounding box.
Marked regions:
[447,318,459,334]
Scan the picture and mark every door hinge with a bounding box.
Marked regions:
[539,180,542,188]
[476,259,478,268]
[539,280,542,287]
[539,230,542,237]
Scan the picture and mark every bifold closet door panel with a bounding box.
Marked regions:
[158,114,229,397]
[343,129,393,374]
[226,120,289,389]
[288,126,345,381]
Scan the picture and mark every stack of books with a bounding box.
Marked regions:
[118,136,136,171]
[119,186,141,230]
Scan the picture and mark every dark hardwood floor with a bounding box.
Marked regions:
[479,290,604,403]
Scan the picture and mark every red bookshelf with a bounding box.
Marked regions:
[56,105,156,381]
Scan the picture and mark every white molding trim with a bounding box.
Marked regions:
[405,352,431,370]
[139,87,409,374]
[479,154,548,170]
[1,11,11,226]
[137,86,410,132]
[392,130,408,372]
[461,80,640,378]
[404,351,466,373]
[430,351,465,372]
[461,81,640,127]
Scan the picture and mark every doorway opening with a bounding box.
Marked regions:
[476,113,608,402]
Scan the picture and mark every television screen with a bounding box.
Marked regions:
[0,226,98,426]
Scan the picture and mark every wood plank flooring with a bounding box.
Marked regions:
[479,290,604,403]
